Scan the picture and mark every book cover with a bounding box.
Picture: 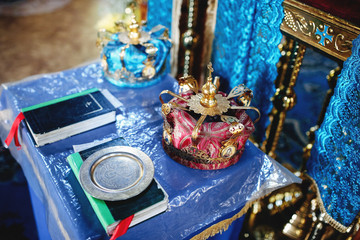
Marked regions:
[66,138,168,236]
[22,88,116,146]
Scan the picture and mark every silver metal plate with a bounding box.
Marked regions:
[79,146,154,201]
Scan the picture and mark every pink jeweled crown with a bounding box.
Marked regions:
[159,63,260,170]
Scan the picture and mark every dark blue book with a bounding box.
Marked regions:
[22,88,117,146]
[67,138,168,236]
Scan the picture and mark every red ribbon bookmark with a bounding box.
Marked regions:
[110,214,134,240]
[4,112,25,149]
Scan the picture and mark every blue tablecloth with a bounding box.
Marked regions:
[0,62,300,240]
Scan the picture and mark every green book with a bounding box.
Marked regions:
[22,88,117,146]
[66,138,168,235]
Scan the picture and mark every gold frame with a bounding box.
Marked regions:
[281,0,360,61]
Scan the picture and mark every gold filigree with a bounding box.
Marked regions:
[182,145,211,160]
[128,15,141,44]
[281,0,360,61]
[101,55,108,71]
[200,63,220,108]
[230,106,261,123]
[169,101,188,112]
[284,9,298,31]
[142,43,158,79]
[221,115,239,124]
[119,44,129,72]
[188,93,230,116]
[163,120,172,132]
[229,122,245,135]
[96,29,113,49]
[227,84,247,100]
[220,145,236,159]
[294,13,315,37]
[182,145,232,163]
[191,115,206,145]
[227,84,254,106]
[161,103,172,116]
[179,75,199,94]
[142,60,156,79]
[221,125,244,149]
[334,34,352,53]
[163,130,172,145]
[159,90,189,105]
[283,9,315,37]
[218,123,244,159]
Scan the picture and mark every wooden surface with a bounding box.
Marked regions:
[0,0,107,83]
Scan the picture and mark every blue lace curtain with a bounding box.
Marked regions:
[307,35,360,232]
[211,0,284,143]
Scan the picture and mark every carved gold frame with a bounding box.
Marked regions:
[281,0,360,61]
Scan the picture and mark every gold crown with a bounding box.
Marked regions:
[159,63,260,170]
[96,12,171,87]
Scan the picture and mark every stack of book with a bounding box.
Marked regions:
[67,138,168,237]
[5,88,168,238]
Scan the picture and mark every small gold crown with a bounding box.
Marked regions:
[96,9,171,87]
[159,63,260,170]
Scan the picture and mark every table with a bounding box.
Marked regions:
[0,62,300,240]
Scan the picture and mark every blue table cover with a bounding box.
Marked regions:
[0,62,300,240]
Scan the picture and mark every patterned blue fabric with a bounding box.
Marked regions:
[211,0,284,143]
[147,0,172,32]
[147,0,173,75]
[307,35,360,229]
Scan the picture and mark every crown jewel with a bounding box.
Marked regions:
[160,64,260,170]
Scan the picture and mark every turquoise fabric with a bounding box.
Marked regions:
[307,35,360,229]
[211,0,284,143]
[147,0,173,77]
[147,0,172,31]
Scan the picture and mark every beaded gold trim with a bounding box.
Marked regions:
[307,175,353,233]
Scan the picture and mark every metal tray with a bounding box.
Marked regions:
[79,146,154,201]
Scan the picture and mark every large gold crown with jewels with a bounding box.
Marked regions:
[159,63,260,170]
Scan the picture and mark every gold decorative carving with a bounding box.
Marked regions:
[334,34,352,53]
[188,93,230,116]
[281,0,360,61]
[284,9,315,37]
[179,75,199,93]
[181,145,231,163]
[161,103,172,116]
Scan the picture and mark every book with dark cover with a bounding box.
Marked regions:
[66,138,168,235]
[22,88,117,146]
